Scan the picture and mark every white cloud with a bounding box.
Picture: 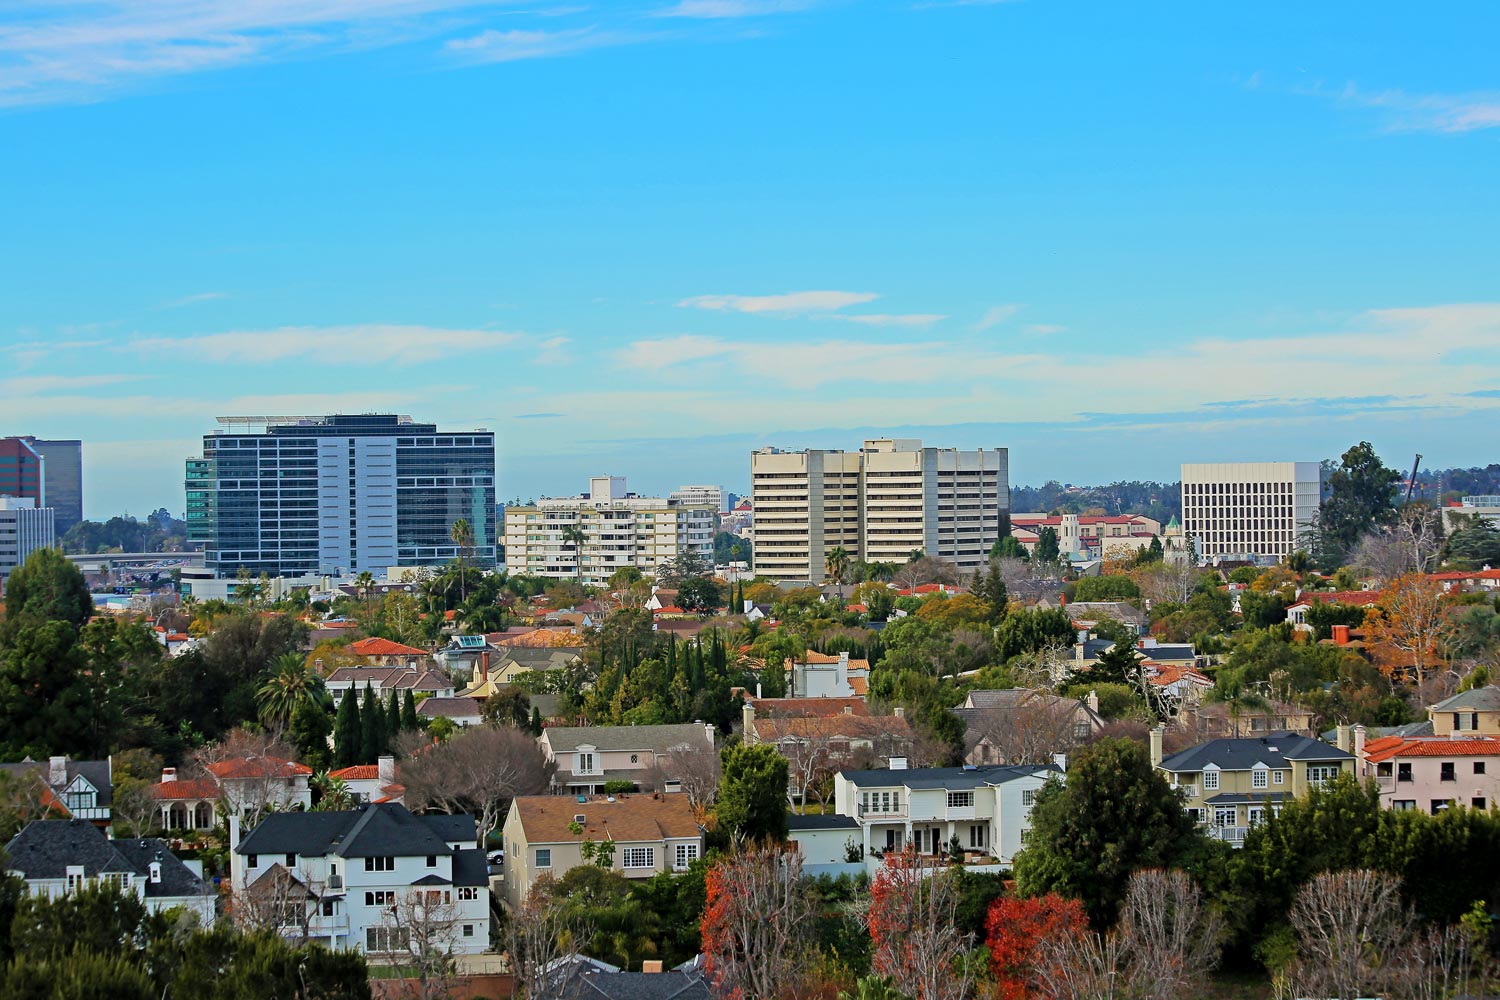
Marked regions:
[129,325,521,364]
[0,374,148,394]
[162,291,228,308]
[1315,82,1500,134]
[533,335,573,364]
[677,290,878,314]
[833,313,947,328]
[973,304,1019,331]
[1024,323,1065,335]
[444,26,642,63]
[654,0,816,18]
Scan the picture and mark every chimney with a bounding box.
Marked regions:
[1077,629,1089,644]
[1052,752,1068,772]
[228,812,241,852]
[1335,724,1352,753]
[1059,592,1067,607]
[755,681,762,699]
[378,755,396,785]
[49,756,66,788]
[161,767,177,783]
[1332,624,1351,646]
[889,756,908,770]
[1353,724,1366,759]
[893,706,905,720]
[837,651,850,692]
[1087,689,1099,713]
[741,703,756,740]
[1149,726,1164,768]
[704,721,716,744]
[642,961,664,974]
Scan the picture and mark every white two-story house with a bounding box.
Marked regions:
[831,761,1062,866]
[4,819,216,925]
[539,723,717,795]
[231,803,490,957]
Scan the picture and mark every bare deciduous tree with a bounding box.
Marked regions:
[893,556,960,593]
[508,879,589,1000]
[1286,869,1406,1000]
[398,726,551,848]
[867,850,976,1000]
[702,845,813,1000]
[965,694,1082,766]
[1133,561,1206,607]
[1352,505,1445,583]
[234,861,334,941]
[377,889,464,1000]
[656,741,721,816]
[191,725,300,831]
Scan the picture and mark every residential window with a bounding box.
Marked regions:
[1432,800,1451,815]
[458,887,480,901]
[365,890,395,906]
[1307,765,1340,786]
[1273,770,1284,785]
[1477,762,1488,775]
[285,853,296,867]
[364,856,395,872]
[674,843,699,870]
[1202,770,1219,791]
[968,824,987,849]
[426,855,437,868]
[366,927,408,953]
[622,847,654,869]
[463,924,475,938]
[1398,763,1414,782]
[535,849,552,869]
[578,752,596,774]
[1021,789,1036,807]
[946,791,974,809]
[1393,800,1416,811]
[1474,798,1488,811]
[1442,762,1457,782]
[1213,807,1237,828]
[1252,769,1268,789]
[322,899,337,917]
[247,854,259,869]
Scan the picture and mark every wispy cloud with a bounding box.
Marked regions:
[1310,82,1500,134]
[654,0,816,18]
[0,374,148,394]
[444,25,646,63]
[162,291,228,309]
[533,335,572,364]
[677,290,878,314]
[973,304,1019,331]
[129,325,521,364]
[1024,323,1065,335]
[833,313,947,328]
[515,411,564,419]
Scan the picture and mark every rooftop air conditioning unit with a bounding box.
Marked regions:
[574,814,586,823]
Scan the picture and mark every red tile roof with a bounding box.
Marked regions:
[330,765,380,780]
[206,756,312,780]
[1364,735,1500,762]
[749,697,870,718]
[151,777,220,800]
[350,637,428,657]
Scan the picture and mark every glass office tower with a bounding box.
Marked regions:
[186,414,496,578]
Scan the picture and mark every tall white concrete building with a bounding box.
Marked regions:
[503,477,716,586]
[750,439,1009,584]
[670,484,727,512]
[1181,462,1321,562]
[0,497,56,581]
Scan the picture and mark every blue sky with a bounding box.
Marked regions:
[1,0,1497,518]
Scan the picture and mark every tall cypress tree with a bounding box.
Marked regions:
[385,691,401,739]
[360,684,385,763]
[402,690,419,731]
[333,690,361,769]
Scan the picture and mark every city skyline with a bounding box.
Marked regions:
[3,1,1498,517]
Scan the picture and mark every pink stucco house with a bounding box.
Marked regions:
[1357,733,1500,814]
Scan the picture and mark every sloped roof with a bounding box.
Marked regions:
[512,794,700,845]
[1429,686,1500,713]
[1363,735,1500,762]
[1159,733,1352,772]
[748,697,869,718]
[839,763,1060,790]
[417,697,484,720]
[5,821,211,898]
[754,715,911,742]
[330,765,380,780]
[350,637,429,657]
[207,755,312,780]
[151,777,220,800]
[493,628,581,648]
[0,758,113,809]
[236,803,462,859]
[544,724,714,755]
[785,813,859,832]
[560,971,710,1000]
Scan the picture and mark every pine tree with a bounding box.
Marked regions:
[332,689,361,769]
[529,705,543,736]
[385,690,401,739]
[402,689,419,731]
[360,684,385,763]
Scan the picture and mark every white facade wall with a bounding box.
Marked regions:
[751,441,1008,584]
[0,497,55,578]
[1181,462,1321,562]
[503,486,715,586]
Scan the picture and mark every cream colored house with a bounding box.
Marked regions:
[539,723,716,795]
[1427,687,1500,737]
[1152,728,1354,847]
[502,794,703,907]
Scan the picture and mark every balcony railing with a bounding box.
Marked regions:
[857,804,908,819]
[1208,826,1249,844]
[1173,784,1198,799]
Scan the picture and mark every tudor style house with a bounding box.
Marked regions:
[0,757,114,830]
[502,793,704,907]
[831,761,1061,866]
[1152,728,1355,846]
[4,819,216,924]
[539,723,717,795]
[231,803,490,956]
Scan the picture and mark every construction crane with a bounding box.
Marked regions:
[1405,454,1422,504]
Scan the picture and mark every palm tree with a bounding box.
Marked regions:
[561,523,587,585]
[450,518,475,601]
[869,561,897,583]
[310,772,355,811]
[354,570,376,620]
[256,654,326,725]
[825,545,851,605]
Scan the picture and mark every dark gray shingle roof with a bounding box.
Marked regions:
[1430,687,1500,713]
[562,972,710,1000]
[786,814,859,832]
[236,803,463,859]
[1159,733,1352,773]
[547,724,713,754]
[4,821,210,898]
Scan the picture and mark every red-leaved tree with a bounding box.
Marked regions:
[986,893,1088,1000]
[867,848,975,1000]
[700,845,811,1000]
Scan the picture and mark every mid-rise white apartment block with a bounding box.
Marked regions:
[1181,462,1321,562]
[751,439,1009,583]
[503,477,716,586]
[670,484,727,512]
[0,497,55,580]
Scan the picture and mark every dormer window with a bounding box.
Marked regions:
[1202,768,1220,791]
[577,750,597,775]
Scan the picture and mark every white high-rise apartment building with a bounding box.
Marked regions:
[0,497,55,580]
[751,439,1009,584]
[503,477,716,586]
[670,484,727,512]
[1181,462,1321,562]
